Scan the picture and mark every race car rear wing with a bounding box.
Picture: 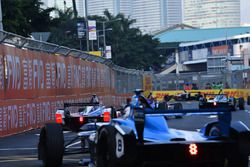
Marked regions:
[133,108,232,143]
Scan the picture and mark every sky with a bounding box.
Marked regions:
[241,0,250,25]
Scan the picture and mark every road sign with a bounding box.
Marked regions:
[77,22,85,39]
[88,20,97,40]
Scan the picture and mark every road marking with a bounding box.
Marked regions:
[245,110,250,114]
[0,148,37,151]
[208,115,217,118]
[35,131,71,136]
[65,141,81,148]
[63,131,71,134]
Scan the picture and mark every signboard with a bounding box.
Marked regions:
[77,22,85,39]
[243,72,248,79]
[211,45,228,56]
[88,51,102,57]
[143,75,152,92]
[105,46,112,59]
[88,20,97,40]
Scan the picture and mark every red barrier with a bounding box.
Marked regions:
[0,94,131,137]
[0,48,4,100]
[1,45,116,100]
[0,44,131,137]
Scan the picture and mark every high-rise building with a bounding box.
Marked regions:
[241,0,250,26]
[87,0,182,34]
[41,0,85,17]
[183,0,240,28]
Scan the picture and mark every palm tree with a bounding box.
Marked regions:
[48,8,79,48]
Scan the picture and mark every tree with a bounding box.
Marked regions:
[48,8,80,49]
[103,10,165,71]
[2,0,54,37]
[49,9,165,71]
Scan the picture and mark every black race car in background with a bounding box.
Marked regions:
[172,90,203,101]
[199,93,245,111]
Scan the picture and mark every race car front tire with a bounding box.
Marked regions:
[38,123,64,167]
[96,125,138,167]
[247,96,250,105]
[174,103,183,119]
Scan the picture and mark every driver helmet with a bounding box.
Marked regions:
[134,89,144,95]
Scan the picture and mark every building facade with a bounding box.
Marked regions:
[87,0,182,34]
[183,0,240,28]
[41,0,85,17]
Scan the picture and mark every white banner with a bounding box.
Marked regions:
[105,46,112,59]
[88,20,97,40]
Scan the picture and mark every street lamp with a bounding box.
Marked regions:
[85,0,89,52]
[97,18,121,57]
[97,28,112,50]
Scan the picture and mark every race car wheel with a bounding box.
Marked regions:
[174,103,183,119]
[38,123,64,167]
[230,98,237,111]
[247,96,250,105]
[96,125,137,167]
[208,124,221,137]
[238,97,245,110]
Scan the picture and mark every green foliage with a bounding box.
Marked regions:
[48,8,80,49]
[2,0,54,36]
[1,1,164,71]
[103,10,165,71]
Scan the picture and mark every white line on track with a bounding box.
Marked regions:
[0,148,37,151]
[207,115,217,118]
[65,141,81,148]
[35,131,71,136]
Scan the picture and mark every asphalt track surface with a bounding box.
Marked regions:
[0,102,250,167]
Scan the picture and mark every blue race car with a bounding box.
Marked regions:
[88,95,250,167]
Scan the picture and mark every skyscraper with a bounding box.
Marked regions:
[41,0,85,17]
[183,0,241,28]
[86,0,182,34]
[241,0,250,26]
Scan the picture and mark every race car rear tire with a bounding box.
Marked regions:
[38,123,64,167]
[96,125,137,167]
[238,97,245,110]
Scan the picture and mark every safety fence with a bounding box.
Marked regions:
[152,70,250,91]
[0,31,143,137]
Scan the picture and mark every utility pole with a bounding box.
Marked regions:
[72,0,78,18]
[0,0,3,30]
[103,22,106,56]
[85,0,89,52]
